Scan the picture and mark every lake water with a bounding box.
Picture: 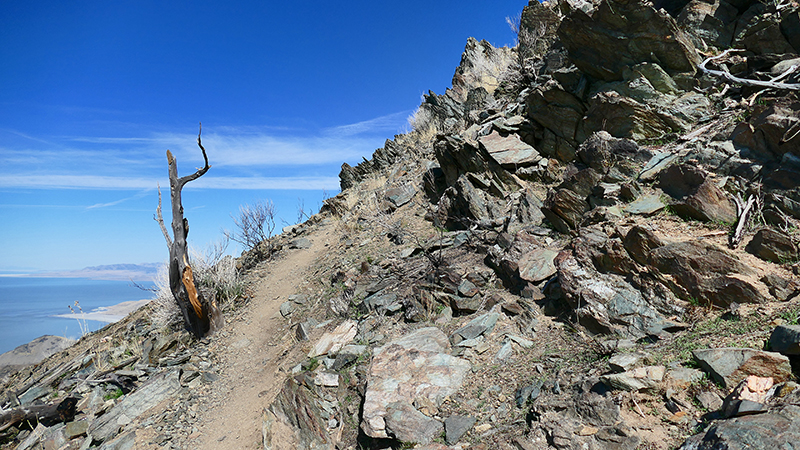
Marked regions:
[0,277,155,355]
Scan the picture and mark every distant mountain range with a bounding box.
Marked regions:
[28,263,161,281]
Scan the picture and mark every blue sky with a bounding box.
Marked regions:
[0,1,526,272]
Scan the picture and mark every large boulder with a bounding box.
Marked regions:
[361,328,471,440]
[558,0,699,81]
[556,248,684,338]
[648,240,770,306]
[680,404,800,449]
[745,228,799,264]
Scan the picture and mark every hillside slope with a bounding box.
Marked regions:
[3,0,800,449]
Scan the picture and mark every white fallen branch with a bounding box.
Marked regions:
[699,49,800,91]
[729,193,756,249]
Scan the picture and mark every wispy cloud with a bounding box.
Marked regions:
[86,189,153,209]
[324,111,410,137]
[0,174,340,190]
[0,113,404,191]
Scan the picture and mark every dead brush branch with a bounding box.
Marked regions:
[226,199,277,259]
[699,49,800,91]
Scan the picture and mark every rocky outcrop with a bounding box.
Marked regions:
[647,240,770,306]
[558,0,699,81]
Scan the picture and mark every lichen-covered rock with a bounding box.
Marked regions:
[361,327,471,439]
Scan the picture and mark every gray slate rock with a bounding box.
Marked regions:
[679,405,800,450]
[450,312,500,344]
[384,401,443,445]
[88,370,182,443]
[608,352,650,373]
[444,415,476,445]
[624,194,665,216]
[770,325,800,355]
[692,348,792,389]
[478,131,542,169]
[289,237,312,249]
[518,248,558,283]
[385,184,416,208]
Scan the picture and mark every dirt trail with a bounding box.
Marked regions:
[191,224,335,450]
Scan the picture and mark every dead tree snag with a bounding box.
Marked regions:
[155,124,211,338]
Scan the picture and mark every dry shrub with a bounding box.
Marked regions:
[151,239,244,330]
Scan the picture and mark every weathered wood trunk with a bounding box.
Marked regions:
[0,397,78,432]
[157,125,211,338]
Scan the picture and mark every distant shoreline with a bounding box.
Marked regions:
[0,262,160,282]
[53,298,152,323]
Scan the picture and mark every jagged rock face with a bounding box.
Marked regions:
[556,235,684,338]
[339,139,406,190]
[519,0,563,61]
[451,37,515,101]
[734,4,796,55]
[558,0,699,81]
[525,80,585,155]
[677,0,740,49]
[733,100,800,163]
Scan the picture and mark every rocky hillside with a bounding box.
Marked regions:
[3,0,800,449]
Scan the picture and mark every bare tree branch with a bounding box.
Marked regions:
[154,184,172,248]
[699,49,800,91]
[175,123,211,191]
